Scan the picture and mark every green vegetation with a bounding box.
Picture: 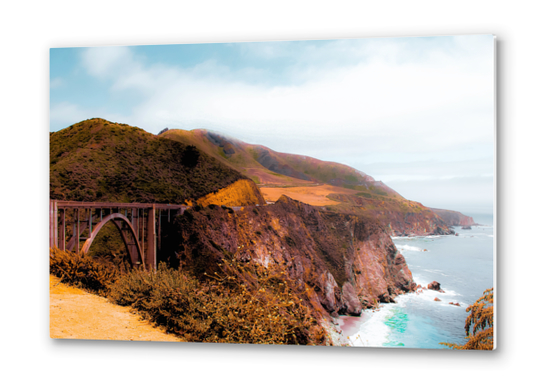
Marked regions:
[50,248,118,295]
[50,248,328,346]
[441,288,494,350]
[163,128,402,194]
[50,118,244,203]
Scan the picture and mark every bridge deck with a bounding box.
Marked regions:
[55,201,187,210]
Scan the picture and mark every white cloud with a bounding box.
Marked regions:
[81,46,136,78]
[78,38,494,154]
[50,102,91,128]
[72,36,495,212]
[386,175,494,214]
[50,77,64,89]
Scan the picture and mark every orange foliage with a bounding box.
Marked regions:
[441,288,494,350]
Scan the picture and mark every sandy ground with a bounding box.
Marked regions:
[260,184,357,206]
[49,275,183,342]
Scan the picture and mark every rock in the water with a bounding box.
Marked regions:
[427,281,441,291]
[434,297,441,302]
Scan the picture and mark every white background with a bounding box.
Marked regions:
[1,0,539,382]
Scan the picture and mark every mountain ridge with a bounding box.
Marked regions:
[162,127,471,235]
[50,118,248,204]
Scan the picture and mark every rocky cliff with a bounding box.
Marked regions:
[164,195,416,317]
[430,208,476,226]
[326,193,454,236]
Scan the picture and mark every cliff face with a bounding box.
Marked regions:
[327,193,454,236]
[165,195,416,317]
[429,208,476,226]
[196,179,266,207]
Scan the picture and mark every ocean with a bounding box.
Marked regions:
[338,213,495,349]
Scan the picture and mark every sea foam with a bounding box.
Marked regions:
[349,309,391,347]
[396,244,425,252]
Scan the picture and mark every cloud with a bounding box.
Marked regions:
[50,102,92,128]
[67,37,495,212]
[50,77,64,89]
[386,175,494,214]
[91,38,490,148]
[80,46,136,78]
[359,158,494,182]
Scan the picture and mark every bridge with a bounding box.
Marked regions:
[49,200,188,270]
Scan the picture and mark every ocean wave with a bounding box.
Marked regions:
[396,244,426,252]
[349,308,392,347]
[421,268,449,276]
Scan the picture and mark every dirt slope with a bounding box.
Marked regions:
[49,275,183,342]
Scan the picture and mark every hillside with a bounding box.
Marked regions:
[164,195,416,316]
[429,208,477,226]
[162,128,466,235]
[196,179,266,207]
[162,129,398,198]
[50,119,247,204]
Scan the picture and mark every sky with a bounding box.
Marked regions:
[50,35,495,214]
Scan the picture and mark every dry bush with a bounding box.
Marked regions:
[441,287,494,350]
[108,262,328,345]
[49,248,118,294]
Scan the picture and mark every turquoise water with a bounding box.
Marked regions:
[345,213,494,349]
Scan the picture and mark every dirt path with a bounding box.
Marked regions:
[49,275,183,342]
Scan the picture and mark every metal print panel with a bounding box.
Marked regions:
[49,35,495,349]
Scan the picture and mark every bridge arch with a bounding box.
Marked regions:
[81,213,144,268]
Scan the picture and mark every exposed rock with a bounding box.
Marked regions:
[461,225,472,230]
[427,281,441,291]
[432,227,448,236]
[167,195,417,317]
[340,282,363,316]
[328,194,455,236]
[434,297,441,302]
[449,302,460,306]
[430,207,476,227]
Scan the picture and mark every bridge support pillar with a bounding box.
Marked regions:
[130,208,139,266]
[49,200,58,248]
[146,205,157,270]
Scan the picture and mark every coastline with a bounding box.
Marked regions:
[340,222,494,349]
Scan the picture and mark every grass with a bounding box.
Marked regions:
[50,118,245,203]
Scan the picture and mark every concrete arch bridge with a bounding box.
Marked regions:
[49,200,187,270]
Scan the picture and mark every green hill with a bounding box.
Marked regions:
[162,129,400,199]
[50,118,245,203]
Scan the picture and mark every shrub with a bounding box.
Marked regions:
[441,288,494,350]
[108,262,328,345]
[49,248,118,294]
